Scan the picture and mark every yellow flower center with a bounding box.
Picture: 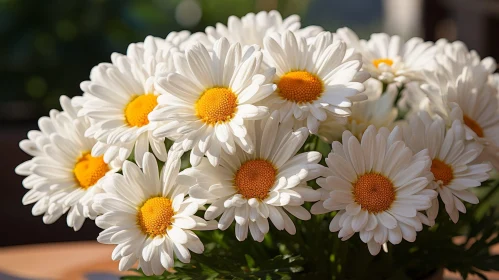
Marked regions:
[277,71,323,104]
[73,152,109,189]
[234,159,276,200]
[431,159,454,187]
[195,87,238,125]
[373,58,394,69]
[353,173,395,213]
[137,197,175,237]
[124,94,158,127]
[463,114,484,138]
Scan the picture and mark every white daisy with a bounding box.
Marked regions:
[185,112,322,241]
[336,27,438,84]
[150,38,276,167]
[94,151,217,276]
[262,31,368,134]
[79,41,170,167]
[15,96,121,230]
[403,112,491,223]
[318,78,398,142]
[311,125,437,255]
[421,41,499,169]
[200,10,323,49]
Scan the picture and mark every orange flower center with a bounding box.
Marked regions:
[463,115,484,138]
[137,197,174,237]
[74,152,109,189]
[234,159,276,200]
[431,159,454,187]
[124,94,158,127]
[195,87,238,125]
[373,58,394,69]
[277,71,323,104]
[353,173,395,213]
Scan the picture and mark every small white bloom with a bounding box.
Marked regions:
[403,112,491,223]
[94,152,216,276]
[150,38,276,167]
[262,31,368,134]
[318,79,398,142]
[185,112,322,241]
[15,96,121,230]
[312,125,437,255]
[433,40,496,80]
[336,28,438,84]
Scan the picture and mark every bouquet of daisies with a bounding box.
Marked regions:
[16,11,499,279]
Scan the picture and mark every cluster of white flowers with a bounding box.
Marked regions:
[16,11,498,275]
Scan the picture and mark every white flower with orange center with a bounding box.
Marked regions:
[402,112,491,223]
[318,79,398,143]
[198,10,322,49]
[150,38,276,167]
[421,41,499,170]
[336,28,438,84]
[262,31,368,134]
[15,96,121,231]
[94,152,216,276]
[311,125,437,255]
[79,41,170,167]
[185,112,322,241]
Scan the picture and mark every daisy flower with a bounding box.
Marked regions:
[421,42,499,169]
[150,38,276,167]
[201,10,322,49]
[15,96,121,230]
[311,125,437,255]
[94,152,217,276]
[403,112,491,223]
[185,112,322,241]
[262,31,368,134]
[79,41,170,167]
[336,27,438,84]
[318,79,398,142]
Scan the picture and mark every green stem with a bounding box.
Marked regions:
[382,82,388,94]
[305,134,320,152]
[312,135,319,151]
[393,84,405,107]
[480,180,499,205]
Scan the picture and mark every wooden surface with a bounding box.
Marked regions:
[0,241,134,280]
[0,241,497,280]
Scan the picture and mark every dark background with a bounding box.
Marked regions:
[1,0,497,247]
